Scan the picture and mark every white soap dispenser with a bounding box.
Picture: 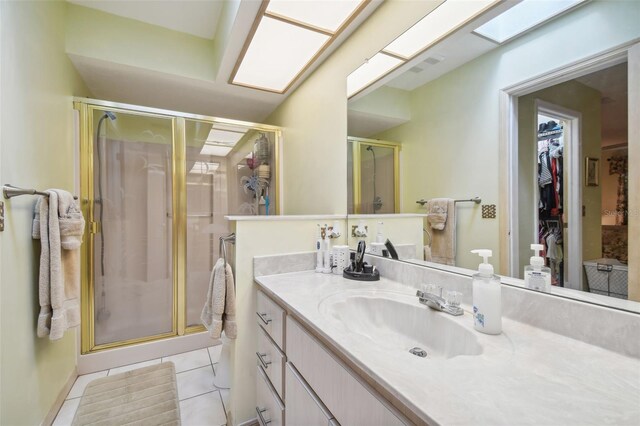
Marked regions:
[524,244,551,292]
[471,249,502,335]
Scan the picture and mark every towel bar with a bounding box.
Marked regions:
[416,197,481,206]
[3,184,78,200]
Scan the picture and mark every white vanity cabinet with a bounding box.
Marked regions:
[285,363,335,426]
[256,289,409,426]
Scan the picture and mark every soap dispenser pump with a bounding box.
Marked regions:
[471,249,502,335]
[524,244,551,292]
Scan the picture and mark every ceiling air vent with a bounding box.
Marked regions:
[423,55,444,65]
[409,66,423,73]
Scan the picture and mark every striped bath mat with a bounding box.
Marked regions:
[72,362,181,425]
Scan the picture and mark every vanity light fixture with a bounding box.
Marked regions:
[473,0,586,44]
[231,0,369,94]
[347,0,500,98]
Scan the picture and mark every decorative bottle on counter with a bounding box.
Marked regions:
[471,249,502,335]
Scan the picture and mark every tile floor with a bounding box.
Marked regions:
[53,345,229,426]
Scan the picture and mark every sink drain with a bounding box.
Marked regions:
[409,347,427,358]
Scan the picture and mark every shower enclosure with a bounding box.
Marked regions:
[75,99,281,353]
[347,137,400,214]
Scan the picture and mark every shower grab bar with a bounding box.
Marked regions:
[416,196,481,206]
[3,184,78,200]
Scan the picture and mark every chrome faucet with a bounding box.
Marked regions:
[416,286,463,316]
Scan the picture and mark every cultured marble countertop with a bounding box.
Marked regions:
[255,271,640,426]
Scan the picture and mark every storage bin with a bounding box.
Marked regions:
[583,258,628,299]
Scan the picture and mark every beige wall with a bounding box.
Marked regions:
[265,1,443,215]
[369,0,640,273]
[0,1,92,424]
[518,81,602,281]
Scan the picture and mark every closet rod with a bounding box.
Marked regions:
[3,184,78,200]
[416,197,481,206]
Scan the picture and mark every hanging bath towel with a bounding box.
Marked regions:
[33,190,85,340]
[201,258,237,339]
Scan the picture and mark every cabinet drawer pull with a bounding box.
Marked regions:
[256,352,272,369]
[257,312,272,325]
[256,407,271,425]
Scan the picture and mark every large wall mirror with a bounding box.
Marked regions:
[345,0,639,312]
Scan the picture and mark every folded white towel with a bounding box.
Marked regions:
[202,258,237,339]
[33,190,84,340]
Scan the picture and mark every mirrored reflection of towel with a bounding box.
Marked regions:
[427,198,449,230]
[202,258,237,339]
[428,199,456,266]
[33,190,85,340]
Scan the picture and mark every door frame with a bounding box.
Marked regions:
[499,40,638,285]
[534,100,582,289]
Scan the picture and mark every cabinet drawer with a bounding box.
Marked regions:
[285,362,334,426]
[286,317,406,426]
[256,365,284,426]
[257,290,285,350]
[257,324,286,399]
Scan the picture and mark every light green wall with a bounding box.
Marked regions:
[349,85,411,123]
[66,3,217,82]
[518,81,602,281]
[0,1,92,424]
[266,0,443,214]
[371,0,640,272]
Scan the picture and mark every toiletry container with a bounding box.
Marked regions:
[524,244,551,292]
[376,221,385,243]
[315,225,323,273]
[332,245,350,275]
[471,249,502,335]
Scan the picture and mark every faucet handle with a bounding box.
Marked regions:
[422,284,442,297]
[445,290,462,307]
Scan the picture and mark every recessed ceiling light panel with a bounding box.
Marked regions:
[385,0,498,58]
[233,16,330,92]
[347,52,403,97]
[266,0,364,32]
[473,0,585,44]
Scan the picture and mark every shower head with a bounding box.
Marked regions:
[104,111,116,121]
[366,146,373,152]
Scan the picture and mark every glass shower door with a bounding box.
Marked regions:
[91,108,175,346]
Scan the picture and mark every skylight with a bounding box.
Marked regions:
[190,161,219,175]
[385,0,497,58]
[473,0,585,44]
[266,0,363,33]
[231,0,367,93]
[200,144,233,157]
[347,52,403,97]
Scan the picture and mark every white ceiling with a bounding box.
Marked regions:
[68,0,382,122]
[68,0,224,39]
[576,62,628,147]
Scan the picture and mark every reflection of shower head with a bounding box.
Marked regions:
[366,146,373,152]
[104,111,117,121]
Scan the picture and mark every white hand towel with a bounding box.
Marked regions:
[427,198,449,230]
[222,262,237,339]
[429,198,456,266]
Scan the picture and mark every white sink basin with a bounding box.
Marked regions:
[319,289,482,359]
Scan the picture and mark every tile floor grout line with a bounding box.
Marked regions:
[178,388,220,403]
[216,387,229,423]
[175,364,216,376]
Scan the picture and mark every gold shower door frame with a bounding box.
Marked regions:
[75,98,282,354]
[349,137,401,214]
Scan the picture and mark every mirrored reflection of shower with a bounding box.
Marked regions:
[347,139,398,214]
[366,145,383,212]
